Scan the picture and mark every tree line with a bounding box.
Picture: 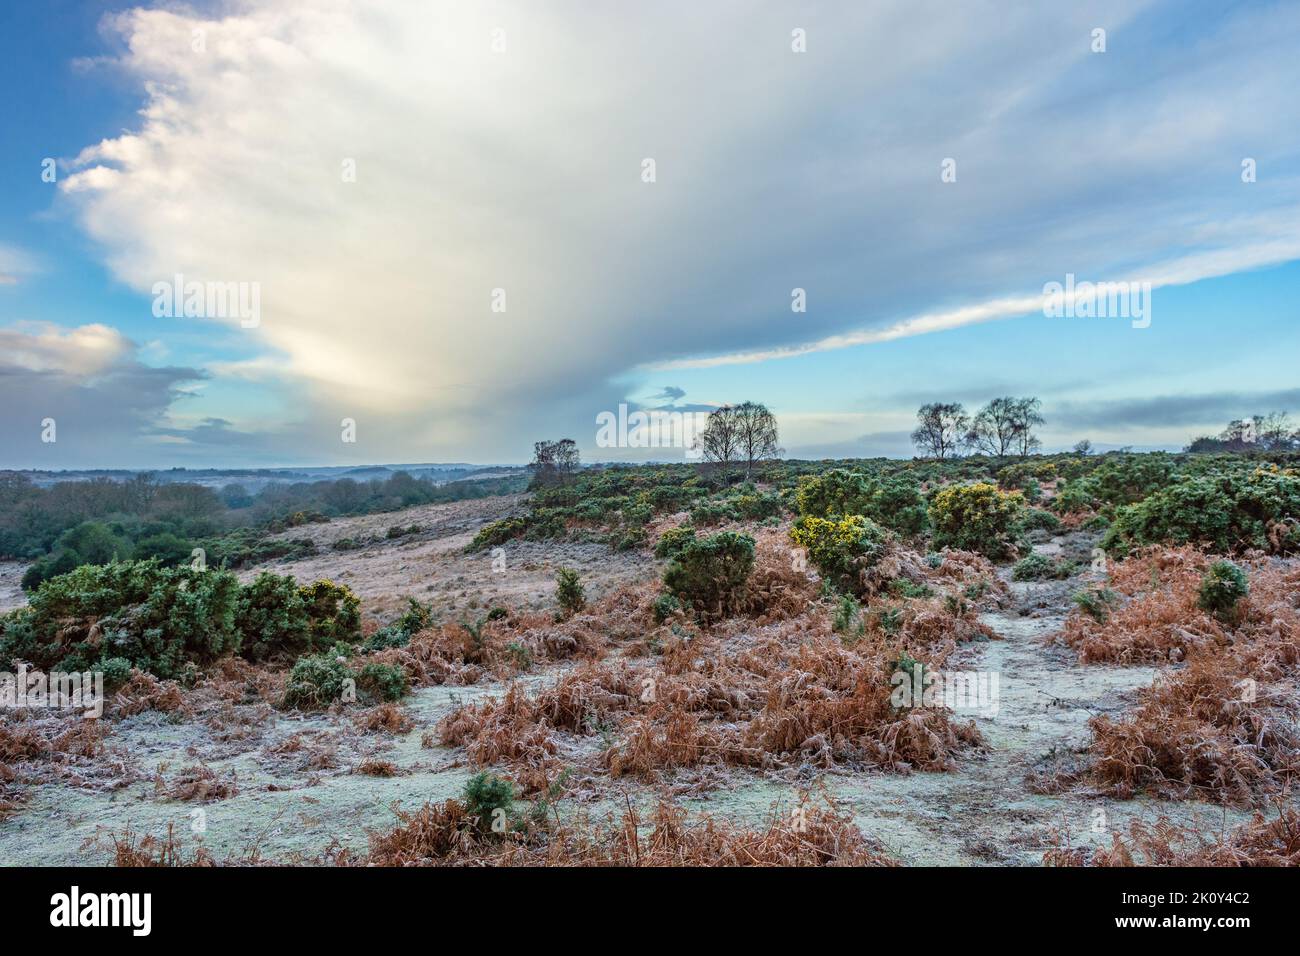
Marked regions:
[910,397,1050,459]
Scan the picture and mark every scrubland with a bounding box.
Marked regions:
[2,451,1298,866]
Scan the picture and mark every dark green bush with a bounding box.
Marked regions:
[282,652,352,709]
[358,662,410,701]
[663,531,756,619]
[463,772,516,834]
[235,572,309,662]
[1012,553,1074,581]
[555,567,586,617]
[0,560,241,678]
[1018,509,1061,535]
[651,592,681,624]
[1102,469,1300,556]
[1197,560,1249,617]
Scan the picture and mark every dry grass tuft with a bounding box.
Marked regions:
[353,702,414,735]
[1046,800,1300,866]
[365,795,895,867]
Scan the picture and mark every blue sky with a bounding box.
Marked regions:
[2,0,1299,468]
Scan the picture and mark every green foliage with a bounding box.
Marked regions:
[1051,480,1098,515]
[463,772,516,833]
[235,573,310,662]
[654,525,696,559]
[928,483,1024,559]
[133,532,194,565]
[282,652,352,709]
[555,567,586,617]
[1102,468,1300,556]
[795,469,927,535]
[662,531,756,619]
[790,515,888,588]
[1017,509,1062,534]
[689,499,740,526]
[357,662,410,701]
[466,516,529,552]
[1197,560,1249,617]
[0,560,241,678]
[832,594,865,642]
[1012,553,1075,581]
[1072,586,1120,622]
[98,656,134,689]
[651,592,681,624]
[299,579,362,648]
[732,492,782,520]
[889,578,934,599]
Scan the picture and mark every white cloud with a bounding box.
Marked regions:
[55,0,1300,461]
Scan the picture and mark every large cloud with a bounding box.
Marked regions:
[56,0,1300,461]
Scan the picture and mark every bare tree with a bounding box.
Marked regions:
[732,401,782,479]
[531,438,580,487]
[911,403,970,460]
[1011,397,1045,457]
[1073,439,1093,456]
[971,397,1023,456]
[697,405,743,475]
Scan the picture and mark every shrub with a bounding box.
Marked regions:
[235,573,309,662]
[299,580,362,648]
[98,656,134,689]
[362,597,435,652]
[928,483,1023,559]
[689,499,740,526]
[1051,480,1098,515]
[789,515,887,590]
[1197,561,1249,617]
[0,560,240,679]
[1012,553,1074,581]
[832,594,865,642]
[555,567,586,617]
[652,593,681,624]
[358,662,410,702]
[732,493,783,520]
[1102,470,1300,556]
[133,532,194,566]
[1018,509,1062,534]
[283,653,352,709]
[466,517,528,552]
[654,526,696,559]
[795,470,927,535]
[663,531,756,619]
[463,772,515,833]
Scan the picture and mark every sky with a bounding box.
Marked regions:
[2,0,1299,469]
